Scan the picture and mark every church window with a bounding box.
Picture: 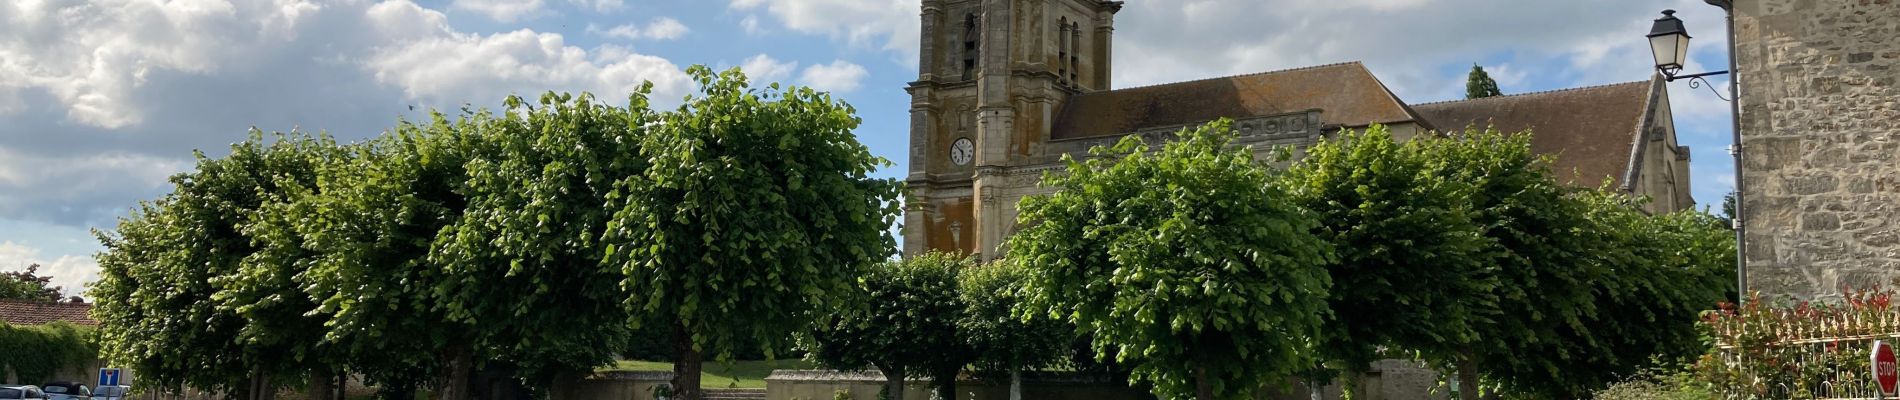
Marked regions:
[1069,22,1081,83]
[962,13,980,81]
[1058,17,1069,80]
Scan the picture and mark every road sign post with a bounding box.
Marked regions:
[1874,340,1897,399]
[98,367,123,387]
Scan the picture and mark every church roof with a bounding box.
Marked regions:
[1050,62,1418,140]
[1412,79,1658,189]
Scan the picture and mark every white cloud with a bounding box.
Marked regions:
[365,27,693,107]
[799,60,869,93]
[0,0,697,228]
[727,0,917,58]
[0,0,325,129]
[450,0,546,23]
[0,241,102,298]
[740,15,766,35]
[588,17,691,41]
[568,0,624,13]
[740,54,800,84]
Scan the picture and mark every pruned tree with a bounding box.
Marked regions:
[602,66,905,400]
[1283,125,1495,391]
[960,259,1073,400]
[92,131,343,399]
[808,252,975,400]
[1010,120,1334,400]
[1466,64,1503,99]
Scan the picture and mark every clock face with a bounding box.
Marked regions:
[950,138,975,166]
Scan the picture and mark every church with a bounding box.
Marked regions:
[901,0,1696,259]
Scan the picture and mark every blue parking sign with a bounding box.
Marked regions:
[99,368,122,387]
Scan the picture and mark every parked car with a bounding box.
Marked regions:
[85,386,127,400]
[0,385,49,400]
[37,382,88,400]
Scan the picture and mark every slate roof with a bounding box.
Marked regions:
[1413,80,1657,189]
[1050,62,1418,140]
[0,299,97,326]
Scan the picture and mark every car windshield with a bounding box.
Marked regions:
[0,388,20,398]
[42,386,67,394]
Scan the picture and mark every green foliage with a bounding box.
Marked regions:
[0,264,63,301]
[0,322,98,384]
[1284,125,1495,376]
[959,259,1073,378]
[430,91,650,383]
[91,131,340,393]
[1592,370,1715,400]
[1465,64,1503,99]
[833,389,855,400]
[1010,120,1333,400]
[603,65,904,363]
[1426,128,1734,399]
[808,252,974,390]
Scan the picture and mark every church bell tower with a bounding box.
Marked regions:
[904,0,1123,260]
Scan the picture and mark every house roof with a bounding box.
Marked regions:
[1050,62,1419,140]
[0,299,97,327]
[1412,80,1656,189]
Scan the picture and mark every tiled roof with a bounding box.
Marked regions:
[1412,80,1656,189]
[1050,62,1418,140]
[0,299,97,326]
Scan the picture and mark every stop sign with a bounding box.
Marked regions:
[1875,340,1897,396]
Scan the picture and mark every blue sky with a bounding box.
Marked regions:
[0,0,1739,296]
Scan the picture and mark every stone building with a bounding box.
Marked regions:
[1735,0,1900,299]
[903,0,1697,259]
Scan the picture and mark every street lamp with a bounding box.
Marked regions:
[1648,10,1728,84]
[1646,6,1748,299]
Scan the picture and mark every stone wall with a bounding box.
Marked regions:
[1735,0,1900,299]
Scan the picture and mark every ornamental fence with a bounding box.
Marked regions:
[1699,290,1900,400]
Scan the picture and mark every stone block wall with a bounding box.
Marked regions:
[1736,0,1900,299]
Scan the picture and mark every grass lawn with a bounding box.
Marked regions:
[601,359,817,388]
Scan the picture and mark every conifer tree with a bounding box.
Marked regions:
[1466,64,1503,99]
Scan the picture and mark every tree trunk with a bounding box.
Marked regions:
[932,367,957,400]
[672,323,704,400]
[1454,353,1480,400]
[1009,369,1021,400]
[246,368,272,400]
[876,366,906,400]
[436,343,476,400]
[309,369,336,400]
[1309,379,1324,400]
[1193,365,1214,400]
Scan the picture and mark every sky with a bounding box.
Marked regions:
[0,0,1740,297]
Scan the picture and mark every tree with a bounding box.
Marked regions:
[0,264,62,302]
[1465,64,1503,99]
[959,259,1073,400]
[1010,120,1334,400]
[1471,189,1734,399]
[430,91,649,392]
[1425,128,1600,400]
[602,66,904,399]
[808,252,974,400]
[92,131,342,399]
[1282,126,1495,389]
[285,113,493,399]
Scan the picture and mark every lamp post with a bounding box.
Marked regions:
[1648,5,1747,299]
